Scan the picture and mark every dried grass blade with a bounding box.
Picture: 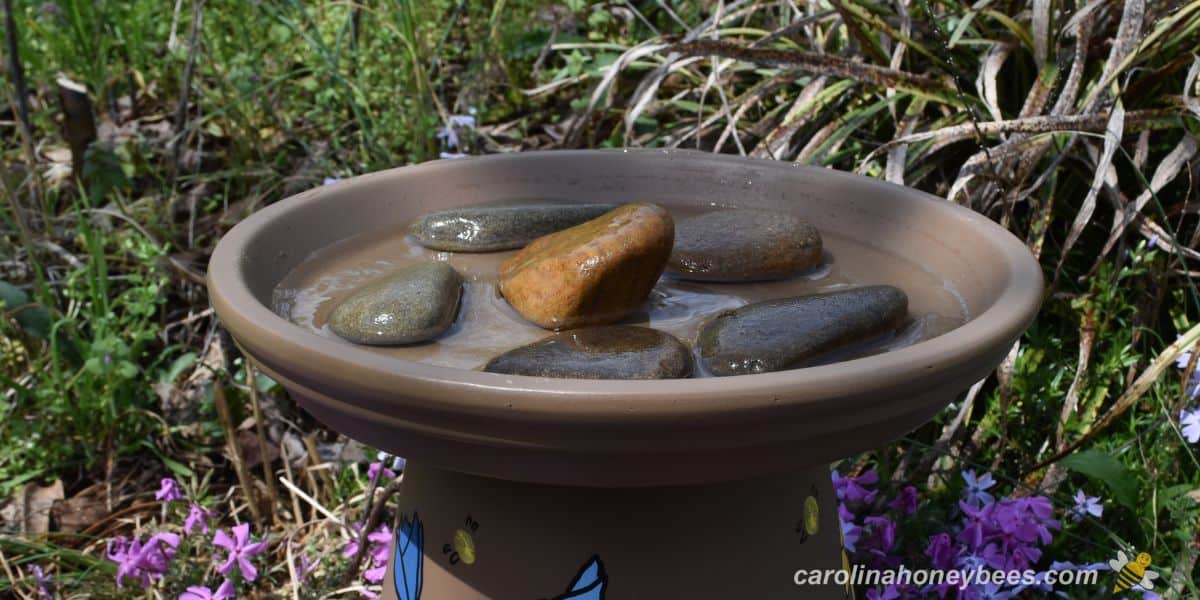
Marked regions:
[1032,0,1051,67]
[750,76,843,159]
[564,39,670,146]
[977,42,1012,122]
[1081,0,1145,112]
[1095,133,1198,262]
[1185,55,1200,120]
[668,40,955,99]
[1055,101,1125,281]
[1052,9,1094,115]
[1056,303,1097,449]
[868,109,1172,160]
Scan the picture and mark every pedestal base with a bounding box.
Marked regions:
[380,464,849,599]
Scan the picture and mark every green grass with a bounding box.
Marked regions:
[2,0,1199,597]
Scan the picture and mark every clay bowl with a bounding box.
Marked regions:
[207,149,1042,487]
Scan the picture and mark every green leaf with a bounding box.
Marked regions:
[1059,450,1139,510]
[161,456,195,479]
[0,281,53,340]
[162,352,198,383]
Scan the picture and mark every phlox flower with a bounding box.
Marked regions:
[184,503,214,536]
[30,564,52,599]
[107,532,181,588]
[1068,490,1103,522]
[213,523,268,582]
[832,469,879,505]
[1181,407,1200,444]
[367,461,395,485]
[887,485,918,515]
[179,579,235,600]
[960,470,996,506]
[156,478,184,502]
[838,503,862,553]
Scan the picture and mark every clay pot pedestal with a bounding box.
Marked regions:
[208,150,1043,600]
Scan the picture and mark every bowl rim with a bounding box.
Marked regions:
[207,149,1043,425]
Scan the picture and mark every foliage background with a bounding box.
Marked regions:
[1,0,1198,597]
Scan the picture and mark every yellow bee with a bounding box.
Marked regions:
[1108,550,1158,593]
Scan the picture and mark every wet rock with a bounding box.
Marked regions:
[483,326,693,379]
[410,204,618,252]
[328,262,463,345]
[669,209,822,281]
[697,285,908,376]
[498,203,674,329]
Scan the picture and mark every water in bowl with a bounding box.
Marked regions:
[272,205,968,374]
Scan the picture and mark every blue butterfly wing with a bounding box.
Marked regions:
[393,513,424,600]
[552,556,606,600]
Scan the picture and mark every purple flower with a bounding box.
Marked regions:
[30,565,52,599]
[925,533,957,570]
[1175,337,1195,370]
[866,584,902,600]
[1068,490,1103,521]
[964,582,1014,600]
[364,525,393,583]
[342,521,369,558]
[436,114,477,150]
[378,453,406,473]
[184,504,214,536]
[439,152,468,159]
[179,579,235,600]
[887,485,918,515]
[954,496,1060,572]
[1181,407,1200,444]
[832,469,880,505]
[213,523,268,582]
[862,516,899,567]
[344,523,393,584]
[156,478,184,502]
[961,470,996,506]
[367,461,396,484]
[322,177,341,186]
[838,503,862,553]
[107,533,181,588]
[292,549,320,582]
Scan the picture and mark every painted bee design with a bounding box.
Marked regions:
[1108,550,1158,593]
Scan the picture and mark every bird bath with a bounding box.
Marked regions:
[207,149,1042,599]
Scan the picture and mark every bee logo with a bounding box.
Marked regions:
[1108,550,1158,593]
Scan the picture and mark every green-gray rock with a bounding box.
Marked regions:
[410,204,619,252]
[669,209,822,281]
[328,262,463,345]
[483,325,693,379]
[697,286,908,376]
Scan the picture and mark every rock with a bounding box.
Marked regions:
[328,262,463,345]
[410,203,618,252]
[498,203,674,329]
[483,325,693,379]
[697,285,908,376]
[668,209,822,281]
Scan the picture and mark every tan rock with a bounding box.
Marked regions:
[499,203,674,329]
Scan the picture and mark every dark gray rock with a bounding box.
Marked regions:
[328,262,463,345]
[483,325,693,379]
[697,286,908,376]
[669,209,822,281]
[410,204,619,252]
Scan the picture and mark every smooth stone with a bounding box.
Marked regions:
[410,204,618,252]
[328,262,463,345]
[483,325,693,379]
[499,203,674,330]
[669,209,822,281]
[697,285,908,376]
